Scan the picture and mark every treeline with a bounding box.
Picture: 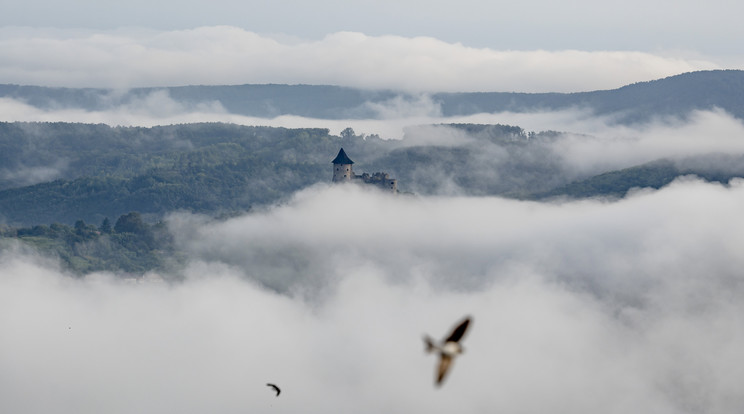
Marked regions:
[0,122,389,226]
[0,212,176,274]
[0,122,542,226]
[4,70,744,123]
[3,121,744,229]
[0,84,401,119]
[534,156,744,199]
[3,121,744,275]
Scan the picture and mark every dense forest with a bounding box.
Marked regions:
[2,120,743,275]
[0,123,381,225]
[0,122,566,226]
[0,212,176,274]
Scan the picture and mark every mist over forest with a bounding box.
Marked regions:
[2,70,744,414]
[3,179,744,413]
[3,70,744,123]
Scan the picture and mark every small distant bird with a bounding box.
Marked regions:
[266,383,281,397]
[424,316,471,386]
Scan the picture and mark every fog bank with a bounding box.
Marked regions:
[0,27,718,92]
[2,180,744,413]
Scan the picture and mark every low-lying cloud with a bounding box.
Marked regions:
[0,26,721,92]
[4,90,744,198]
[545,109,744,175]
[2,180,744,413]
[0,159,69,188]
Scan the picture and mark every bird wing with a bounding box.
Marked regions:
[445,317,471,343]
[424,335,438,352]
[266,383,281,396]
[436,354,453,385]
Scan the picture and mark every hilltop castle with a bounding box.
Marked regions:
[332,148,398,193]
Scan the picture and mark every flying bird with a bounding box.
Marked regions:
[266,383,281,397]
[424,316,471,386]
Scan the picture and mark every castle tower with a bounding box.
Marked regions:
[332,148,355,182]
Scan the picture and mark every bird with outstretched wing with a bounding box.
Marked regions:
[424,316,472,386]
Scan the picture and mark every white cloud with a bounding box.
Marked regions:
[364,94,442,119]
[0,159,69,187]
[3,0,744,61]
[4,92,744,193]
[0,27,722,92]
[0,93,230,128]
[3,180,744,413]
[546,109,744,175]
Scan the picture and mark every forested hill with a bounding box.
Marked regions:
[0,122,569,226]
[2,70,744,123]
[0,122,377,226]
[3,121,744,275]
[3,121,744,229]
[0,84,400,119]
[437,70,744,123]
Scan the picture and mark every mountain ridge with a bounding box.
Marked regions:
[2,70,744,122]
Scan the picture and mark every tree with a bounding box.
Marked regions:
[100,217,112,234]
[74,220,87,232]
[114,212,148,235]
[340,127,356,140]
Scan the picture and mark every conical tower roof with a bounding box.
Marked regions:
[331,148,354,164]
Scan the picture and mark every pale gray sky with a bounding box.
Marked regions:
[3,0,743,54]
[1,0,742,91]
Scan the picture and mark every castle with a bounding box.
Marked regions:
[332,148,398,193]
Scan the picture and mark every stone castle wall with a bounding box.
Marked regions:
[356,172,397,192]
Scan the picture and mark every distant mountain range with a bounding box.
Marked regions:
[1,120,743,229]
[4,71,744,275]
[2,70,744,123]
[437,70,744,123]
[2,69,744,226]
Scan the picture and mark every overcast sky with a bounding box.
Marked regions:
[3,0,743,54]
[1,0,742,91]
